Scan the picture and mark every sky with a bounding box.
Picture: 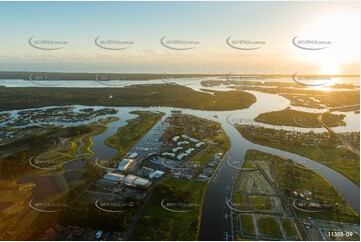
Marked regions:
[0,1,359,74]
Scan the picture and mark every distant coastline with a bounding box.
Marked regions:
[0,71,359,81]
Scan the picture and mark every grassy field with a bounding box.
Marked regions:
[280,217,299,240]
[257,215,282,238]
[240,214,256,236]
[105,111,164,159]
[244,150,359,223]
[130,178,207,240]
[254,108,346,128]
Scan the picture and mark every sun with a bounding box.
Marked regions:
[296,11,359,73]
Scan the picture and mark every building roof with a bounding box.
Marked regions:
[149,170,165,179]
[195,142,205,148]
[103,173,125,181]
[162,152,175,157]
[134,178,151,187]
[128,152,138,159]
[185,148,194,154]
[172,147,183,152]
[172,136,180,141]
[118,159,134,170]
[123,174,138,184]
[177,153,187,160]
[177,141,190,146]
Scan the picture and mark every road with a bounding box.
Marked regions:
[320,120,360,156]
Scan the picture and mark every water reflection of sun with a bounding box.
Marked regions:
[308,77,343,92]
[310,86,333,92]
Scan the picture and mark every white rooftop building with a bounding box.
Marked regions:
[195,142,205,148]
[123,175,138,186]
[103,173,125,182]
[188,137,198,143]
[181,134,189,139]
[181,134,198,143]
[177,141,190,146]
[162,152,176,158]
[128,152,138,159]
[118,159,134,171]
[185,148,195,155]
[172,147,183,152]
[123,175,151,187]
[134,178,151,187]
[177,153,188,160]
[149,170,165,179]
[172,136,180,142]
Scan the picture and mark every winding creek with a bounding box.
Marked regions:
[1,80,359,240]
